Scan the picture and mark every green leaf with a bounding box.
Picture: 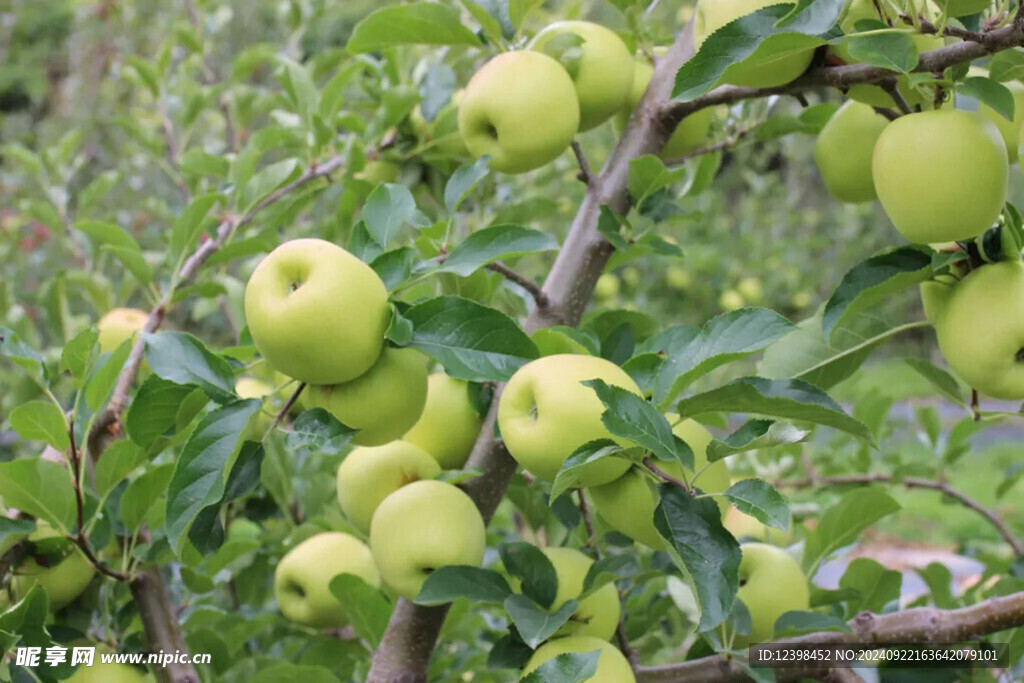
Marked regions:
[170,193,224,259]
[437,224,558,277]
[95,440,145,499]
[328,574,393,647]
[415,566,513,605]
[583,380,684,467]
[364,183,418,249]
[550,440,626,501]
[722,479,790,531]
[802,488,900,575]
[9,401,69,452]
[903,357,965,406]
[164,400,261,553]
[370,247,418,291]
[521,651,600,683]
[915,562,957,609]
[347,3,481,53]
[84,339,132,411]
[674,2,843,101]
[125,377,199,447]
[652,307,795,406]
[596,205,629,251]
[846,29,919,74]
[673,377,875,446]
[0,327,47,382]
[180,150,230,179]
[61,326,98,386]
[654,485,741,630]
[240,158,301,213]
[405,296,538,382]
[839,557,902,614]
[628,155,688,205]
[706,419,809,462]
[822,247,932,340]
[120,463,175,532]
[125,56,160,96]
[0,518,36,557]
[285,408,356,455]
[444,156,491,213]
[503,594,578,648]
[988,49,1024,82]
[774,610,851,636]
[581,553,641,598]
[500,542,559,610]
[960,76,1016,121]
[0,459,76,531]
[75,220,153,285]
[143,331,236,403]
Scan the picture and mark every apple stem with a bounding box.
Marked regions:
[643,457,693,494]
[274,382,306,429]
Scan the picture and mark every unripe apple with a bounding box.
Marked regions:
[370,480,486,600]
[459,51,580,174]
[665,267,692,291]
[510,547,621,641]
[274,532,380,629]
[719,289,745,311]
[243,239,390,385]
[529,21,634,131]
[403,374,483,469]
[226,518,263,543]
[589,419,730,549]
[11,523,95,611]
[737,277,764,304]
[814,100,888,203]
[724,506,791,546]
[972,71,1024,164]
[67,656,150,683]
[306,347,429,446]
[356,160,401,185]
[594,273,621,301]
[235,377,272,400]
[522,636,635,682]
[932,260,1024,400]
[335,441,441,534]
[694,0,815,87]
[919,279,956,324]
[97,308,148,353]
[873,109,1008,243]
[613,52,713,158]
[729,543,809,646]
[497,354,644,486]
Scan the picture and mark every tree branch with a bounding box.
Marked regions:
[570,139,593,185]
[776,473,1024,556]
[485,262,550,309]
[636,591,1024,682]
[130,567,201,683]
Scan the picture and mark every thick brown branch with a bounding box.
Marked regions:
[130,567,201,683]
[636,591,1024,682]
[777,473,1024,556]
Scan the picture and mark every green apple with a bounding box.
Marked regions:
[497,354,643,486]
[729,542,809,646]
[613,51,713,158]
[937,0,991,16]
[356,160,400,185]
[411,91,469,157]
[737,277,764,304]
[724,505,791,545]
[97,307,148,353]
[589,419,730,549]
[594,273,621,301]
[274,531,380,629]
[235,377,272,400]
[369,480,486,600]
[973,71,1024,164]
[814,100,888,203]
[306,347,428,446]
[694,0,815,87]
[832,0,943,108]
[226,518,263,543]
[68,658,150,683]
[932,260,1024,400]
[665,267,692,291]
[521,636,635,682]
[719,289,745,311]
[336,440,441,534]
[919,278,956,325]
[403,374,483,469]
[529,21,634,131]
[873,109,1008,243]
[458,51,580,174]
[243,238,390,385]
[11,523,95,611]
[511,547,620,641]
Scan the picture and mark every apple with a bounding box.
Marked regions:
[97,308,148,353]
[973,71,1024,164]
[336,440,441,534]
[814,100,888,203]
[613,51,713,158]
[594,273,621,301]
[273,531,380,629]
[832,0,943,109]
[497,354,644,486]
[370,480,486,600]
[68,657,150,683]
[665,267,692,291]
[931,260,1024,400]
[356,160,400,185]
[411,91,469,157]
[873,109,1008,243]
[305,347,429,447]
[458,51,580,174]
[728,542,809,646]
[243,238,390,385]
[226,517,263,543]
[403,374,483,469]
[719,289,745,311]
[521,636,635,682]
[510,547,620,641]
[937,0,992,16]
[724,506,791,546]
[737,277,764,304]
[694,0,815,88]
[10,523,95,611]
[589,419,730,549]
[235,377,272,400]
[529,21,634,131]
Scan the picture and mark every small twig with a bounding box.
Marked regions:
[274,383,306,429]
[776,473,1024,556]
[971,389,982,422]
[663,124,760,166]
[577,490,597,549]
[485,262,550,309]
[872,106,902,121]
[570,140,592,185]
[792,93,810,108]
[912,16,987,42]
[643,457,691,493]
[880,79,914,114]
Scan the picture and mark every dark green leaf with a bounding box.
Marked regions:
[846,30,919,74]
[9,401,69,452]
[364,183,418,249]
[503,594,578,648]
[583,380,683,466]
[94,440,145,499]
[774,610,851,636]
[329,574,393,647]
[437,224,558,277]
[960,76,1016,121]
[903,357,965,406]
[802,488,900,575]
[120,463,174,532]
[706,420,809,462]
[415,566,513,605]
[722,479,790,531]
[125,376,198,447]
[444,156,491,213]
[500,541,558,610]
[839,557,902,614]
[370,247,418,291]
[521,651,600,683]
[285,408,356,455]
[347,2,481,53]
[550,440,626,501]
[85,339,132,411]
[143,332,236,403]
